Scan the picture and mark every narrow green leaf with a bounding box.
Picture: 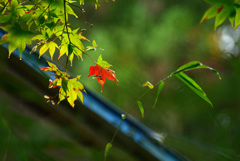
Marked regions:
[201,4,223,23]
[214,5,234,30]
[235,7,240,29]
[170,61,221,80]
[229,15,235,27]
[104,143,112,158]
[152,81,165,110]
[176,72,213,107]
[137,101,144,118]
[228,7,236,27]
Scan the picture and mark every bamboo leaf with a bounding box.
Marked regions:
[137,101,144,118]
[235,6,240,29]
[201,4,223,23]
[104,143,112,159]
[176,72,213,107]
[152,81,165,110]
[214,5,234,30]
[170,61,221,80]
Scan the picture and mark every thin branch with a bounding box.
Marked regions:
[66,2,87,23]
[63,0,71,44]
[104,73,172,161]
[29,0,36,6]
[63,0,72,72]
[0,2,9,14]
[37,0,53,20]
[104,119,124,161]
[71,43,97,64]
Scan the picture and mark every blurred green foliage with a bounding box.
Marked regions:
[71,0,240,160]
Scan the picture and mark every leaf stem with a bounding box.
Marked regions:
[104,119,124,161]
[37,0,53,20]
[104,74,172,160]
[66,2,86,21]
[71,43,97,64]
[63,0,72,72]
[63,0,71,45]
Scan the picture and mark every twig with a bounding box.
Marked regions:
[29,0,36,6]
[104,74,171,161]
[37,0,53,20]
[71,43,97,64]
[66,2,87,24]
[63,0,72,72]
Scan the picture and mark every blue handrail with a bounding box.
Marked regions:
[0,29,189,161]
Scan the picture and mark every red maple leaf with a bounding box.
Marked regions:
[88,64,118,91]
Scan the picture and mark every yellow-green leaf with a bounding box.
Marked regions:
[97,55,112,68]
[67,81,78,108]
[0,24,32,58]
[142,81,154,89]
[58,87,67,104]
[39,43,48,57]
[59,44,68,59]
[48,41,58,60]
[31,34,45,40]
[80,0,84,5]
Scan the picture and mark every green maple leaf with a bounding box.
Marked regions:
[57,75,86,107]
[97,55,112,68]
[0,24,32,59]
[0,0,19,23]
[39,41,59,60]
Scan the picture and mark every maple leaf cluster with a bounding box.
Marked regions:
[40,61,86,108]
[39,54,118,107]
